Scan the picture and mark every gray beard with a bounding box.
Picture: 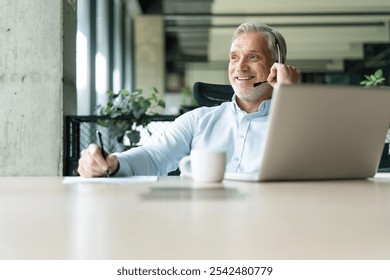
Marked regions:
[236,91,262,101]
[235,84,272,101]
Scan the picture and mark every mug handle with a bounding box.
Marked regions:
[179,155,192,177]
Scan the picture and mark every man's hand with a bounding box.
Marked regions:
[77,144,119,178]
[267,63,300,87]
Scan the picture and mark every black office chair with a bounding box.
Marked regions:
[192,82,234,107]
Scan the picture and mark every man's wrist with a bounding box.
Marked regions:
[109,161,120,176]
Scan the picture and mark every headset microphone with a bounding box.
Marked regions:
[253,81,266,87]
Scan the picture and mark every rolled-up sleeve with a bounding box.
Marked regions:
[112,112,196,176]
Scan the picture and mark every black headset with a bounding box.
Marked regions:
[270,30,283,64]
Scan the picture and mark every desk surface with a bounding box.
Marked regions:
[1,175,390,260]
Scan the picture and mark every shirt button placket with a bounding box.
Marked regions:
[233,117,250,170]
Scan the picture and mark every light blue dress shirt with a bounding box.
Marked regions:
[114,95,271,176]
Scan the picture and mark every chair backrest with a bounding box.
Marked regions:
[192,82,234,107]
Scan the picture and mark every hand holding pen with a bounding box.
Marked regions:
[78,141,119,178]
[96,130,110,177]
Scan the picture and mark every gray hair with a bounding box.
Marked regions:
[232,22,287,63]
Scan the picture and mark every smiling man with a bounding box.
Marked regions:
[229,23,298,113]
[78,22,300,178]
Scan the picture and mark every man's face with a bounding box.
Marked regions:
[228,32,274,101]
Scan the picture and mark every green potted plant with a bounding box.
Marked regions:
[96,87,165,150]
[360,69,386,87]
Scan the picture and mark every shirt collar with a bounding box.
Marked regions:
[231,94,271,118]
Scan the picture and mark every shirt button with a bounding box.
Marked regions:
[234,157,240,161]
[240,135,244,139]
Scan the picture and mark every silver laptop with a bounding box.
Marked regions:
[224,84,390,181]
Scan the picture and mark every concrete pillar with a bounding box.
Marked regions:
[0,0,76,175]
[135,15,165,99]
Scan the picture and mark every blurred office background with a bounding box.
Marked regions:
[1,0,389,175]
[76,0,390,115]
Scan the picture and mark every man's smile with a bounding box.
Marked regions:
[236,76,256,81]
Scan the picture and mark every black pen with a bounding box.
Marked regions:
[96,130,110,177]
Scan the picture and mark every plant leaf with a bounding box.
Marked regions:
[126,130,141,146]
[377,77,385,83]
[133,89,142,95]
[120,89,129,97]
[374,69,383,79]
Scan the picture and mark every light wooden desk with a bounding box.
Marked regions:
[1,175,390,260]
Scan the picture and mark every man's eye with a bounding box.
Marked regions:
[250,55,258,60]
[230,56,237,61]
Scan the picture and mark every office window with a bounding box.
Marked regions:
[76,0,140,115]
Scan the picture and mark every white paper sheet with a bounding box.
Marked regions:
[62,176,158,184]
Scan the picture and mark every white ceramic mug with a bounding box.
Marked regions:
[179,150,226,183]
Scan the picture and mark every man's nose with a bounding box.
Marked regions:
[237,58,249,71]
